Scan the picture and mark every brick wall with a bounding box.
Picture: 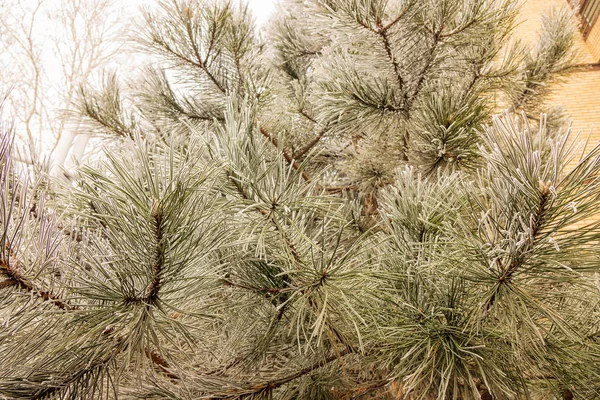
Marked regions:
[514,0,600,155]
[586,17,600,61]
[546,67,600,160]
[513,0,596,62]
[514,0,600,227]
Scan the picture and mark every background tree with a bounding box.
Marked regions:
[2,0,600,399]
[0,0,125,171]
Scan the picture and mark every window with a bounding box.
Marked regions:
[570,0,600,38]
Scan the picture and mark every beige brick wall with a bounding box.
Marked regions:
[513,0,596,63]
[546,67,600,140]
[587,19,600,61]
[515,0,600,227]
[515,0,600,151]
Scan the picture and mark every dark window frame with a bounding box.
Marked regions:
[568,0,600,38]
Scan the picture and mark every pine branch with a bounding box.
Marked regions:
[145,348,180,381]
[80,103,134,138]
[222,276,292,323]
[485,181,551,312]
[381,12,405,33]
[350,8,410,94]
[78,77,137,139]
[291,108,327,159]
[143,200,165,305]
[1,243,178,385]
[407,28,443,109]
[334,378,391,398]
[299,108,318,125]
[28,342,123,400]
[315,185,359,193]
[222,279,289,295]
[350,91,404,114]
[206,349,352,399]
[1,243,74,311]
[293,130,325,159]
[155,42,209,74]
[203,15,219,66]
[226,171,302,264]
[375,25,405,92]
[143,68,225,123]
[1,217,176,387]
[259,126,311,182]
[183,10,226,93]
[89,200,109,229]
[1,1,592,397]
[439,19,478,38]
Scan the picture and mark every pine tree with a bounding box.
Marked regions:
[2,0,600,399]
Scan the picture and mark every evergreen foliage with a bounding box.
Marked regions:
[1,0,599,399]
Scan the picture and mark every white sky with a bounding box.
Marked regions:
[128,0,278,26]
[247,0,278,27]
[4,0,279,159]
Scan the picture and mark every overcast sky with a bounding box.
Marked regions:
[3,0,280,156]
[247,0,278,26]
[128,0,278,26]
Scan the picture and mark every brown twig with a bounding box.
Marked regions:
[293,130,326,159]
[227,173,302,263]
[2,231,176,382]
[315,185,359,193]
[292,109,327,160]
[183,13,226,93]
[259,126,311,182]
[30,343,123,400]
[336,379,391,399]
[376,26,405,91]
[222,279,289,295]
[145,347,180,381]
[485,182,550,312]
[1,243,74,311]
[206,349,352,398]
[143,200,165,304]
